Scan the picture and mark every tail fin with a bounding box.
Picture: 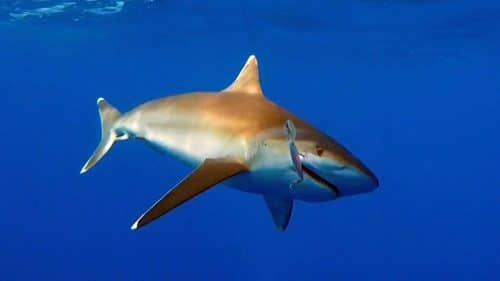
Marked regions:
[80,98,121,174]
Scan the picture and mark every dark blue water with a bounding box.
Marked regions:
[1,0,499,280]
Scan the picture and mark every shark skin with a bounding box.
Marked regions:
[81,55,379,231]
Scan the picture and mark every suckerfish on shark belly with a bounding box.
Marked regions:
[226,162,338,202]
[222,135,338,201]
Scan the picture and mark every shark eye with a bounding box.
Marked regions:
[316,146,324,156]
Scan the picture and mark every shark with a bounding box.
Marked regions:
[80,55,379,231]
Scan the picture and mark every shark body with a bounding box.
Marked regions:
[81,55,379,230]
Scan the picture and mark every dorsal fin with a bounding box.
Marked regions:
[224,55,263,96]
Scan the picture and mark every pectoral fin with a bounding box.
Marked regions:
[131,159,248,230]
[263,196,294,231]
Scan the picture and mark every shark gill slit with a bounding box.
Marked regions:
[302,165,341,197]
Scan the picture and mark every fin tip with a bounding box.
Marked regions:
[80,165,89,174]
[130,220,139,230]
[247,55,257,65]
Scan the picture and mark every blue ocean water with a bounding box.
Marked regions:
[1,0,499,280]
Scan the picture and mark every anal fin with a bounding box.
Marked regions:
[263,196,294,231]
[131,158,248,230]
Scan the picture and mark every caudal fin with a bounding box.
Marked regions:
[80,98,121,174]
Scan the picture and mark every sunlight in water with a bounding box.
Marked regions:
[2,0,155,20]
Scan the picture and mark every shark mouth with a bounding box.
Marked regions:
[302,164,341,197]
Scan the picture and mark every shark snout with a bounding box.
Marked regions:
[303,154,379,195]
[347,166,379,188]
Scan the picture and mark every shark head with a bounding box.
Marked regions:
[295,132,379,196]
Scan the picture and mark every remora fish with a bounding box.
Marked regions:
[81,55,379,231]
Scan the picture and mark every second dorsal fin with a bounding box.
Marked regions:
[224,55,263,96]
